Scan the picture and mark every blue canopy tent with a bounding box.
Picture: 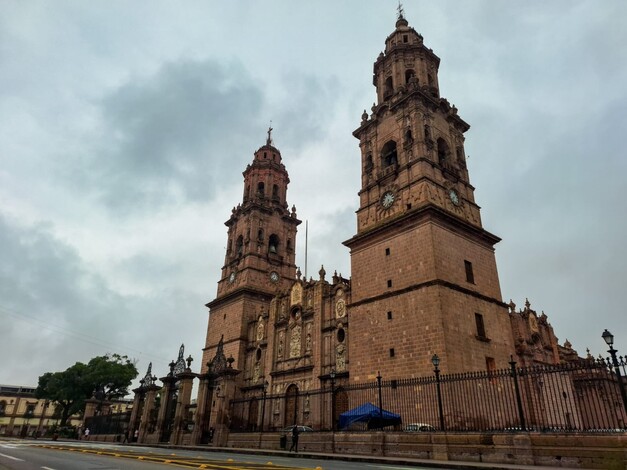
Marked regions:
[338,402,402,430]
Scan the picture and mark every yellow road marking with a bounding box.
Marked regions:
[32,445,319,469]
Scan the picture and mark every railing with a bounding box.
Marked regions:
[229,358,627,433]
[84,411,131,436]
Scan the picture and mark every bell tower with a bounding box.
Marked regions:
[345,11,515,379]
[202,129,301,372]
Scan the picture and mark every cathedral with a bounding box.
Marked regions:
[198,9,573,437]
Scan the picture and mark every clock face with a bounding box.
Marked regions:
[228,271,236,283]
[269,271,280,283]
[449,189,460,206]
[381,191,395,209]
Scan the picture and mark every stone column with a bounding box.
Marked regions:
[209,370,239,447]
[138,385,160,443]
[83,399,99,422]
[127,387,145,439]
[156,376,176,443]
[191,374,213,445]
[171,370,196,445]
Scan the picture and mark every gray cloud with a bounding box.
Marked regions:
[83,59,266,212]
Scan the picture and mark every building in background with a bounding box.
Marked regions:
[0,384,82,437]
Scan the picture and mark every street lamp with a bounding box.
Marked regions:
[330,369,336,431]
[261,380,269,432]
[431,354,445,431]
[602,329,627,415]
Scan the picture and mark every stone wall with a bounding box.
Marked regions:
[227,431,626,469]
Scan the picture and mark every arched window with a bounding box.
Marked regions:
[284,384,299,427]
[365,153,373,173]
[244,185,250,201]
[437,138,450,167]
[286,239,292,252]
[405,69,416,84]
[268,234,280,254]
[257,229,264,242]
[236,235,244,257]
[424,124,431,141]
[257,182,265,197]
[384,76,394,98]
[404,129,413,145]
[456,146,464,162]
[381,140,398,168]
[272,184,279,201]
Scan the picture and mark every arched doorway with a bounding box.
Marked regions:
[284,384,299,427]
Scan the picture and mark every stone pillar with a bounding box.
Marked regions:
[127,387,145,439]
[138,385,160,443]
[171,370,196,445]
[83,399,99,422]
[209,371,239,447]
[191,374,213,445]
[156,376,176,443]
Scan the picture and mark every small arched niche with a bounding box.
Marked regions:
[268,234,280,254]
[381,140,398,168]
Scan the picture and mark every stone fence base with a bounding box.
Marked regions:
[227,431,626,469]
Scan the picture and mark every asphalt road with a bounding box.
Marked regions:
[0,439,435,470]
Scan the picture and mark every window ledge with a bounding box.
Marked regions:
[475,335,491,343]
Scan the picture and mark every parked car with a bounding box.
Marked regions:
[280,425,314,433]
[404,423,436,432]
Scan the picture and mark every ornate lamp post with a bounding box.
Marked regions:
[261,380,269,432]
[432,354,445,431]
[602,329,627,415]
[330,368,336,431]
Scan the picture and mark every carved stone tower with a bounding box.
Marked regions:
[202,130,301,373]
[344,12,515,380]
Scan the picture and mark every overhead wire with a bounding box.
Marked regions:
[0,303,171,364]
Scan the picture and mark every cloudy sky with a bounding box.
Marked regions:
[1,1,626,389]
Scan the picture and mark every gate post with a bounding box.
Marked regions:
[171,360,196,445]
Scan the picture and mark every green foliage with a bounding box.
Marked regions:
[35,353,138,426]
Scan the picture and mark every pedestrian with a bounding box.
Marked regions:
[208,427,214,443]
[84,427,90,440]
[289,426,299,452]
[121,430,129,444]
[134,429,139,442]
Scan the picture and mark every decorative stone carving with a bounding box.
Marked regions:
[336,344,346,372]
[277,331,284,359]
[290,325,302,358]
[252,362,260,384]
[305,323,312,352]
[335,298,346,318]
[304,394,310,413]
[291,283,303,306]
[256,316,265,341]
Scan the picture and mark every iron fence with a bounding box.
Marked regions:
[84,411,131,436]
[229,357,627,433]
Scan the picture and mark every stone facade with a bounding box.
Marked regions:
[198,10,581,439]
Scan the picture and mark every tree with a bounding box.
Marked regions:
[35,354,138,426]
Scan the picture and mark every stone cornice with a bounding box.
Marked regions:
[348,278,508,310]
[344,204,500,251]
